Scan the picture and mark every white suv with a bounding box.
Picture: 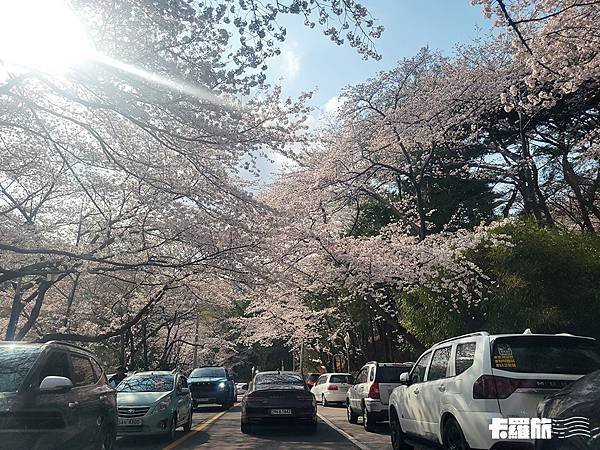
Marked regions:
[347,362,413,431]
[310,373,353,406]
[388,331,600,450]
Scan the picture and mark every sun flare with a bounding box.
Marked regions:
[0,0,92,73]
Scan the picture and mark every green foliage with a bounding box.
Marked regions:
[399,221,600,344]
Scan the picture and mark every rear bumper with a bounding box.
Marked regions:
[243,406,316,423]
[364,398,388,418]
[323,391,347,403]
[453,411,534,450]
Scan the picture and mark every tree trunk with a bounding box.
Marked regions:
[5,281,22,341]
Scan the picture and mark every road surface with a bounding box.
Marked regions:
[116,400,433,449]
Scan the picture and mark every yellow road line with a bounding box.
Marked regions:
[162,410,227,450]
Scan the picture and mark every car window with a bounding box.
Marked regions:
[38,351,71,384]
[190,367,226,378]
[369,367,375,382]
[0,345,42,392]
[410,352,431,384]
[329,374,353,384]
[89,358,105,383]
[375,366,412,383]
[427,347,452,381]
[357,368,367,384]
[181,377,188,388]
[255,373,304,386]
[118,374,175,392]
[71,354,96,386]
[306,373,320,383]
[316,376,326,385]
[492,336,600,374]
[455,342,476,375]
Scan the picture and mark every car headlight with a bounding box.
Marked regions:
[218,382,226,389]
[156,397,171,412]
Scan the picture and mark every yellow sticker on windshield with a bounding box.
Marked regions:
[494,344,516,368]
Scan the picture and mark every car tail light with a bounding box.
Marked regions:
[368,382,380,399]
[473,375,540,399]
[327,385,338,391]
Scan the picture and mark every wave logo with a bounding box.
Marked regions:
[551,417,592,439]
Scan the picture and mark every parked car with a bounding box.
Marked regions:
[236,382,249,396]
[310,373,353,406]
[0,341,117,450]
[388,331,600,450]
[116,371,192,441]
[347,361,412,431]
[305,372,320,388]
[187,366,235,409]
[241,371,317,434]
[536,369,600,450]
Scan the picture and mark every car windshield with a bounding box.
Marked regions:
[306,374,319,382]
[190,368,226,378]
[492,336,600,375]
[0,345,42,392]
[117,374,174,392]
[376,366,412,383]
[256,373,304,386]
[329,374,353,384]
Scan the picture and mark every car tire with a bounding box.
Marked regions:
[322,394,330,407]
[100,423,116,450]
[442,417,470,450]
[347,401,359,424]
[363,407,376,432]
[241,421,252,434]
[183,407,193,432]
[166,413,177,442]
[390,410,413,450]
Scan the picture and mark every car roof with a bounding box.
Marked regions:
[128,371,174,376]
[323,373,352,376]
[0,341,96,357]
[257,371,302,376]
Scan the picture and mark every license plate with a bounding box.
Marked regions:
[270,409,292,415]
[118,418,142,426]
[196,398,211,402]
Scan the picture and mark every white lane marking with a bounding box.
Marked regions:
[317,412,370,450]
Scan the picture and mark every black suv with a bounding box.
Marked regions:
[187,366,236,409]
[0,341,117,450]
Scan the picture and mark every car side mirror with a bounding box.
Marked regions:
[399,372,410,385]
[39,376,73,393]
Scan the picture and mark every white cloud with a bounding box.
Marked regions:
[281,44,301,80]
[323,95,346,115]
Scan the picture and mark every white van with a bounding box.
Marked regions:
[388,331,600,449]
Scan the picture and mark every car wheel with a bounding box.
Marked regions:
[390,410,413,450]
[347,401,358,424]
[443,417,470,450]
[100,423,116,450]
[183,407,193,432]
[322,394,330,407]
[166,413,177,442]
[363,407,376,432]
[241,421,252,434]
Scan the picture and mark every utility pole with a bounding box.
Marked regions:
[299,340,304,375]
[193,313,199,368]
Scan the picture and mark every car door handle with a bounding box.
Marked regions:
[68,402,79,408]
[414,388,420,395]
[438,385,446,392]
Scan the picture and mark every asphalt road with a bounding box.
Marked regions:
[115,399,434,450]
[116,402,357,450]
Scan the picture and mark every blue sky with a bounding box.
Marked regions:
[251,1,494,185]
[266,1,491,110]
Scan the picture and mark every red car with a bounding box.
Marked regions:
[305,373,320,388]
